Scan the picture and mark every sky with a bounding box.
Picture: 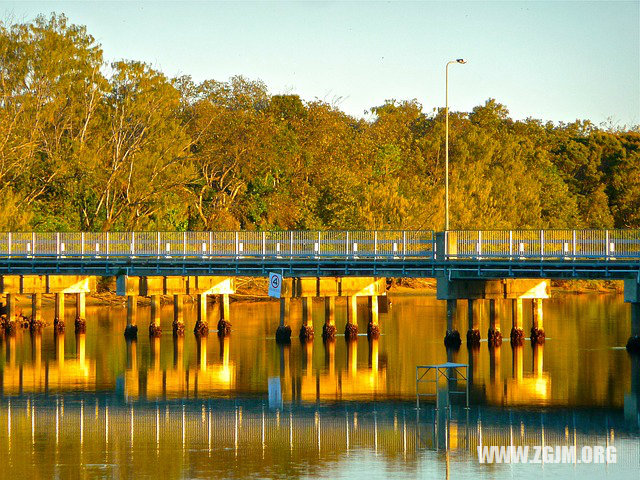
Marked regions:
[2,1,639,126]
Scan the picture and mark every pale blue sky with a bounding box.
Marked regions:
[3,1,639,126]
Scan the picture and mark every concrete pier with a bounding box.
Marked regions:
[322,297,336,340]
[194,294,208,336]
[624,280,640,353]
[345,296,359,340]
[217,294,232,336]
[466,299,481,347]
[275,297,292,343]
[54,293,65,333]
[124,295,138,339]
[530,299,545,344]
[367,296,380,339]
[30,293,43,332]
[75,292,86,333]
[444,299,461,348]
[173,295,184,336]
[511,299,524,345]
[149,295,162,337]
[488,299,502,346]
[4,293,16,333]
[299,297,314,341]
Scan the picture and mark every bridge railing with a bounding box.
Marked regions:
[0,231,436,259]
[446,229,640,260]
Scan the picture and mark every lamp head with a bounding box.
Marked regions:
[456,58,467,64]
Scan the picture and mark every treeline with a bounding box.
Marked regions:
[0,14,638,232]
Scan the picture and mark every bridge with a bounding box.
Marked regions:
[0,230,639,351]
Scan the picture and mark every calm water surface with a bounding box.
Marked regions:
[0,292,638,479]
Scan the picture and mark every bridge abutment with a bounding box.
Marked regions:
[624,280,640,353]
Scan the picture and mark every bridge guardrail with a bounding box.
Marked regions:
[446,229,640,260]
[0,230,436,260]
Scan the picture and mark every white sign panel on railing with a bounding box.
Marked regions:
[268,272,282,298]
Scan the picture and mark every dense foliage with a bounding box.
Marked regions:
[1,15,638,232]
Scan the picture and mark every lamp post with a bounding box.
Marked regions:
[445,58,466,231]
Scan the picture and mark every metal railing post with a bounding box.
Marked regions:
[7,232,11,258]
[81,232,85,258]
[540,230,544,259]
[290,231,293,258]
[572,230,576,260]
[374,231,378,258]
[56,232,60,257]
[106,232,110,258]
[509,230,513,260]
[402,231,407,259]
[32,232,35,256]
[605,230,609,260]
[183,232,186,259]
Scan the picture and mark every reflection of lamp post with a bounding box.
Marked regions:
[445,58,467,231]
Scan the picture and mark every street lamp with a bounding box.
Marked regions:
[445,58,466,231]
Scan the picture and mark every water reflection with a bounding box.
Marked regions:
[0,396,637,479]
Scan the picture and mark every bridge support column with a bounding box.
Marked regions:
[627,303,640,353]
[444,299,461,349]
[345,296,359,340]
[530,299,545,344]
[276,297,291,343]
[367,296,380,339]
[488,299,502,347]
[30,293,43,332]
[172,295,184,336]
[299,297,314,341]
[217,294,232,336]
[149,295,162,337]
[322,297,336,340]
[124,295,138,339]
[3,294,17,335]
[466,299,481,347]
[510,299,524,345]
[54,293,65,333]
[194,294,209,337]
[75,292,86,333]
